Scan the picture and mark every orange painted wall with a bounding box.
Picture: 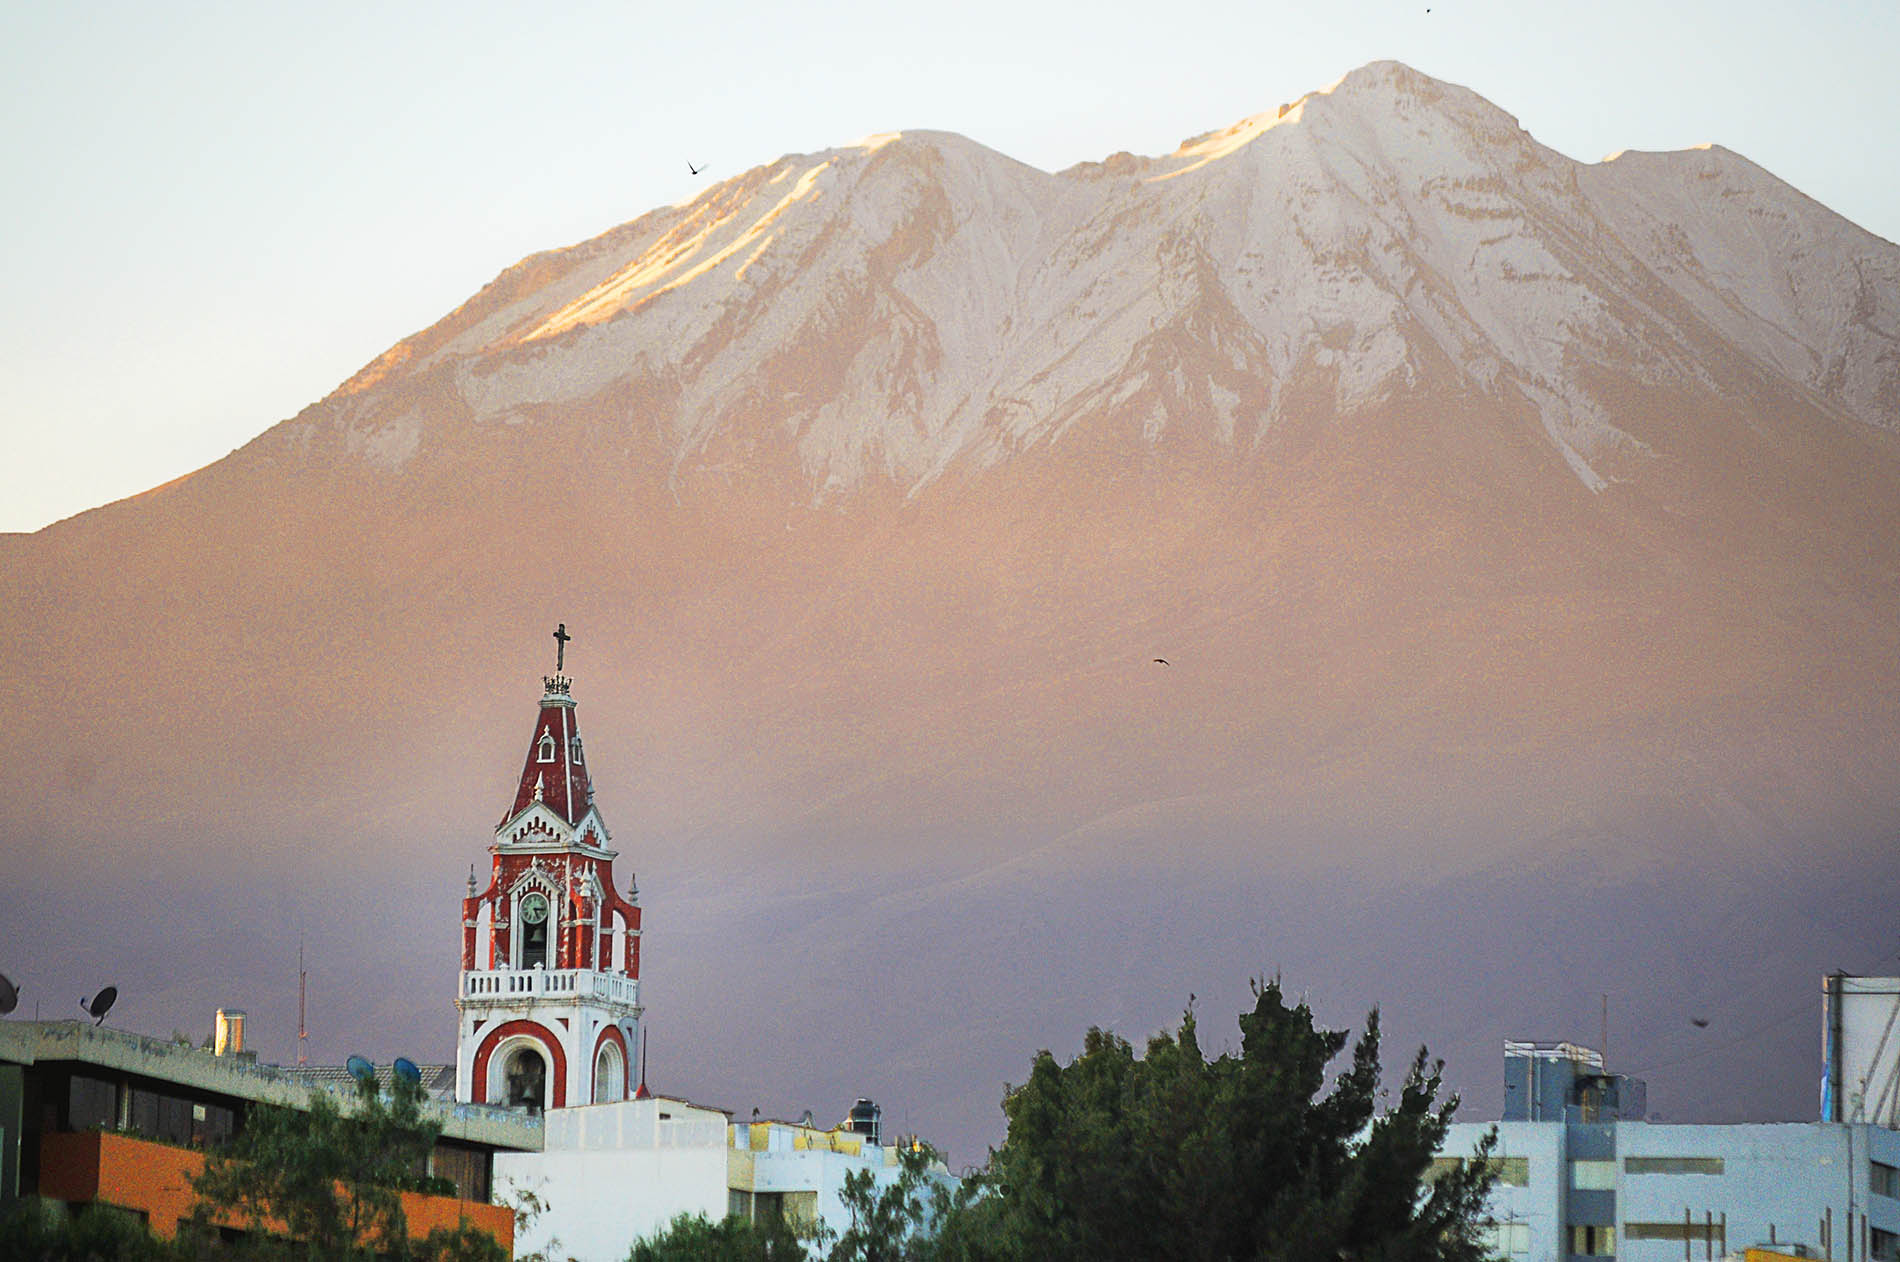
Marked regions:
[37,1131,513,1250]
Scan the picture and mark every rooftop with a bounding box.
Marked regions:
[0,1020,540,1151]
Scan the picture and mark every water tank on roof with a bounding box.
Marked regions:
[843,1097,882,1145]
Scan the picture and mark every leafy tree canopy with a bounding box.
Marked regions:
[0,1200,180,1262]
[627,1210,808,1261]
[187,1072,458,1261]
[961,979,1496,1262]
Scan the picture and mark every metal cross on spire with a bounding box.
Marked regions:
[553,623,572,672]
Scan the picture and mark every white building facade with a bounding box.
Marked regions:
[496,1099,950,1261]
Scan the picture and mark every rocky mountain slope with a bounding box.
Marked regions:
[4,62,1898,1158]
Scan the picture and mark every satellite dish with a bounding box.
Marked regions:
[0,974,17,1016]
[80,986,117,1025]
[346,1055,375,1082]
[393,1057,421,1084]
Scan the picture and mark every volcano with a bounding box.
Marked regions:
[4,61,1898,1160]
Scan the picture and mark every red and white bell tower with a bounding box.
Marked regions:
[455,626,643,1111]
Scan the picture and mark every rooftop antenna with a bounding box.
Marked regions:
[393,1057,421,1084]
[1600,993,1609,1068]
[346,1054,375,1083]
[80,986,117,1025]
[0,973,18,1016]
[298,935,309,1067]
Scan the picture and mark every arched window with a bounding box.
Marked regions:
[593,1040,625,1103]
[537,732,556,763]
[570,737,584,765]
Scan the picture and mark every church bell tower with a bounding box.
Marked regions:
[455,625,643,1110]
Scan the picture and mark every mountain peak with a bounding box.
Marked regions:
[1326,57,1436,93]
[290,65,1897,502]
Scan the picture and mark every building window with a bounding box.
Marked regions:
[1872,1227,1899,1261]
[570,737,583,765]
[128,1089,193,1146]
[1567,1225,1615,1256]
[1484,1222,1531,1255]
[537,732,556,763]
[1627,1222,1724,1244]
[1626,1156,1724,1175]
[194,1101,235,1147]
[1487,1156,1530,1187]
[1428,1155,1529,1187]
[67,1075,116,1131]
[1569,1159,1616,1190]
[121,1088,232,1147]
[1874,1162,1900,1200]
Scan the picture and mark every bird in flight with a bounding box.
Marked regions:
[1691,1017,1710,1028]
[1152,658,1170,666]
[687,161,704,175]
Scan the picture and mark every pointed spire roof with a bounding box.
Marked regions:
[506,671,597,827]
[632,1028,650,1099]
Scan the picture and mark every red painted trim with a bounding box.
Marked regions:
[470,1020,568,1109]
[598,884,642,978]
[461,894,481,970]
[590,1025,631,1102]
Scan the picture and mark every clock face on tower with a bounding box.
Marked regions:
[520,893,550,925]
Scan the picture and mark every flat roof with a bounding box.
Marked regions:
[0,1020,541,1151]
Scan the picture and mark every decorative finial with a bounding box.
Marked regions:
[628,872,640,904]
[532,773,545,803]
[467,864,476,896]
[553,622,571,673]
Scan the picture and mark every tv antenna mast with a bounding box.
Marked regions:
[298,935,309,1066]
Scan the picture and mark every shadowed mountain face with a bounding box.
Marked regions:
[4,61,1899,1160]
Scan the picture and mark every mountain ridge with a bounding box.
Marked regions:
[220,60,1886,523]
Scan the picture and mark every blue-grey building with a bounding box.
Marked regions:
[1438,1040,1900,1262]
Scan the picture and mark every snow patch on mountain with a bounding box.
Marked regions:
[319,61,1900,496]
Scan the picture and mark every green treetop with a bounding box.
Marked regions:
[962,979,1496,1262]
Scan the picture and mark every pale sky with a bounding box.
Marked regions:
[3,0,1894,535]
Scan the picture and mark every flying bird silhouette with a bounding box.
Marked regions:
[1691,1017,1710,1028]
[687,161,704,175]
[1153,658,1170,666]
